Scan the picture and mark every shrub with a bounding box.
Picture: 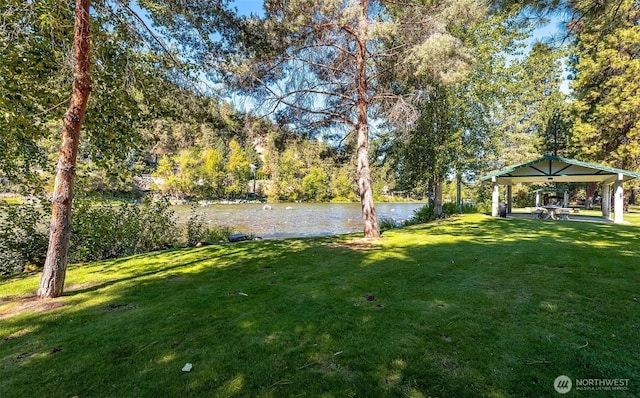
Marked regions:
[135,198,178,251]
[403,202,478,227]
[70,197,177,263]
[441,202,480,215]
[407,204,436,224]
[330,196,354,203]
[0,202,49,275]
[185,205,206,246]
[476,201,493,214]
[442,202,459,215]
[0,196,239,275]
[203,226,234,244]
[460,203,479,214]
[513,188,532,208]
[184,206,235,245]
[378,217,398,231]
[71,201,135,262]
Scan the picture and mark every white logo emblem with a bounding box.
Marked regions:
[554,375,573,394]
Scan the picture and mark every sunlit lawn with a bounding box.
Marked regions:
[1,214,639,397]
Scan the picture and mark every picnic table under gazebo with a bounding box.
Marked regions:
[481,156,640,223]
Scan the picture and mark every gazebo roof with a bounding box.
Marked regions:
[481,156,640,185]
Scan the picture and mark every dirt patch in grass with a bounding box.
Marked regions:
[0,296,67,320]
[300,356,355,379]
[105,303,138,311]
[0,292,35,303]
[65,282,103,292]
[329,238,380,251]
[441,358,459,373]
[63,280,119,295]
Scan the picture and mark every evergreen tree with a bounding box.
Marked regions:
[499,42,567,166]
[569,0,640,169]
[231,0,486,238]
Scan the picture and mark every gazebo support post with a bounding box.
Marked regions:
[614,175,624,223]
[563,191,569,208]
[506,185,512,214]
[492,177,499,217]
[602,183,611,219]
[535,192,541,207]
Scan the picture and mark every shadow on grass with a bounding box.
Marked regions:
[1,215,639,397]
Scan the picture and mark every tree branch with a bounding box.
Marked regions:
[113,0,183,72]
[255,77,355,128]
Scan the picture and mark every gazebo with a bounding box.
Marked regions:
[481,156,640,223]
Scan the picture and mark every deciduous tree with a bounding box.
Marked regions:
[0,0,71,189]
[38,0,92,298]
[31,0,241,296]
[388,11,536,212]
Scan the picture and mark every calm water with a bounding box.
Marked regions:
[173,202,425,239]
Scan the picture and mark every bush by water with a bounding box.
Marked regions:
[0,198,234,275]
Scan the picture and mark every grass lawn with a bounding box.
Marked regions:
[1,214,639,397]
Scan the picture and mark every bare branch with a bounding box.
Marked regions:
[284,56,356,78]
[30,96,72,117]
[113,0,183,72]
[289,42,356,58]
[254,77,355,127]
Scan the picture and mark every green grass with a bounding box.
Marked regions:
[1,214,639,397]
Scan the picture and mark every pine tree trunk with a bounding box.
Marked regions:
[355,0,379,239]
[38,0,91,299]
[356,121,380,238]
[456,174,462,212]
[433,179,443,217]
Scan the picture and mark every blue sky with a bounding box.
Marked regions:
[231,0,264,16]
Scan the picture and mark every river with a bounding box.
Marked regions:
[173,202,426,239]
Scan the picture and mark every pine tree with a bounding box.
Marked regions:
[569,0,640,169]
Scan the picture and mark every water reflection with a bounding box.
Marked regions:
[173,202,425,239]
